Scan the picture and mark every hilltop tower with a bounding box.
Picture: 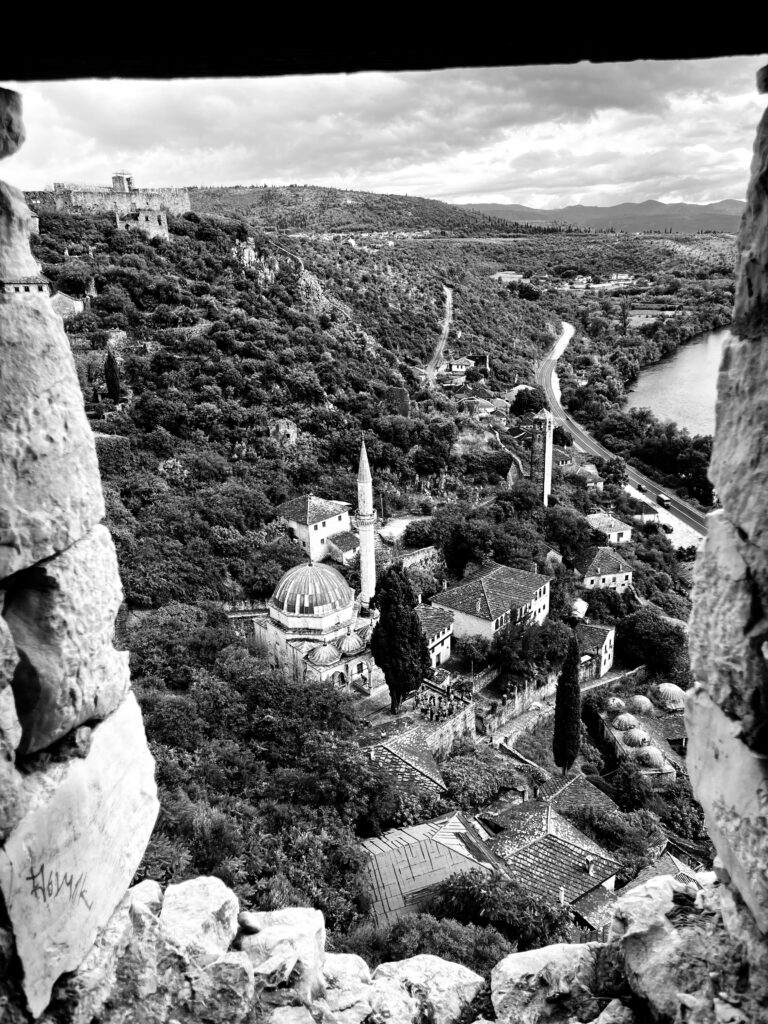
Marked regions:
[355,437,377,611]
[531,407,554,507]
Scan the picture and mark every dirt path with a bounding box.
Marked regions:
[425,285,454,384]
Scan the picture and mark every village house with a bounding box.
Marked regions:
[415,604,454,668]
[1,274,50,296]
[574,546,634,593]
[575,622,615,678]
[586,512,633,545]
[361,812,506,925]
[630,500,661,525]
[431,561,552,639]
[275,494,353,562]
[445,356,476,375]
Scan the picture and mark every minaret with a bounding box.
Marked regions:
[530,408,554,507]
[355,437,377,611]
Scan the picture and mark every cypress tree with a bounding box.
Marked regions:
[553,634,581,776]
[104,350,122,403]
[370,564,432,715]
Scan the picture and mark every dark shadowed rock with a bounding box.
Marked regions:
[0,90,24,161]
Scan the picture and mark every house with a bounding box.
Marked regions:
[576,622,615,678]
[275,494,353,562]
[446,356,476,374]
[1,274,50,296]
[50,290,85,320]
[367,734,447,797]
[431,561,552,640]
[610,272,632,283]
[326,531,361,565]
[586,513,633,545]
[620,852,701,893]
[563,462,604,491]
[415,604,454,668]
[361,811,507,925]
[574,546,633,593]
[552,445,574,468]
[485,802,620,931]
[630,501,660,525]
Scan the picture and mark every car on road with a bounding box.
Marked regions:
[636,483,646,492]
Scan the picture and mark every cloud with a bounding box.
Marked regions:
[2,54,766,206]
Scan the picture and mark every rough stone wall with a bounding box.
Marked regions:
[686,70,768,933]
[0,88,159,1018]
[25,184,190,217]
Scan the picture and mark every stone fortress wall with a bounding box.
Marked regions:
[25,173,190,217]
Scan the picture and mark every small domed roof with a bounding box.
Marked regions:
[271,562,353,616]
[336,628,365,655]
[629,695,653,714]
[306,641,342,667]
[623,727,650,747]
[606,697,625,713]
[356,623,374,643]
[613,712,640,731]
[635,745,665,768]
[656,683,686,710]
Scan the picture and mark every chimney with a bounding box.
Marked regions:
[416,592,422,604]
[530,561,538,574]
[559,886,566,906]
[443,580,448,591]
[585,855,594,876]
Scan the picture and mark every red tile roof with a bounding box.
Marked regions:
[275,493,351,526]
[500,834,620,904]
[575,546,633,579]
[415,604,455,641]
[433,561,551,621]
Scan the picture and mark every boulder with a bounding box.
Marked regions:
[0,89,24,160]
[239,907,326,1003]
[129,878,163,916]
[0,278,104,581]
[0,182,38,280]
[323,952,373,1024]
[160,876,239,966]
[371,954,484,1024]
[3,525,130,753]
[593,999,635,1023]
[0,693,158,1017]
[491,942,598,1024]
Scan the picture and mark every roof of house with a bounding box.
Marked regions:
[574,546,634,579]
[620,852,700,893]
[499,834,620,905]
[415,604,455,640]
[2,274,50,285]
[450,356,475,367]
[571,885,617,930]
[362,811,503,870]
[327,530,360,553]
[483,801,609,860]
[586,513,632,535]
[275,493,351,526]
[372,735,448,794]
[576,622,614,655]
[549,774,619,816]
[433,561,551,621]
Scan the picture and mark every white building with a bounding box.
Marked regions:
[586,513,633,545]
[432,561,552,640]
[575,546,633,593]
[415,604,454,668]
[576,622,615,678]
[275,494,353,563]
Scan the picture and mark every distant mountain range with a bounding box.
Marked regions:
[457,199,746,233]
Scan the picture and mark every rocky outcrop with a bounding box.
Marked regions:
[370,954,484,1024]
[491,942,602,1023]
[686,67,768,937]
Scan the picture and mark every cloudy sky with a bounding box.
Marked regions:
[2,55,767,208]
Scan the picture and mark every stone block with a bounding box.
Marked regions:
[491,943,598,1024]
[372,955,484,1024]
[0,90,25,160]
[685,685,768,933]
[239,907,326,1004]
[0,288,104,579]
[129,878,163,916]
[0,693,159,1017]
[733,108,768,340]
[3,525,130,753]
[160,876,239,967]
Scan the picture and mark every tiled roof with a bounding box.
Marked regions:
[586,513,632,535]
[433,561,551,621]
[415,604,455,641]
[572,886,617,929]
[620,852,699,893]
[575,546,633,579]
[328,530,360,553]
[275,493,351,526]
[484,801,609,861]
[500,834,620,905]
[362,811,503,871]
[550,775,619,816]
[372,736,448,794]
[536,769,580,802]
[576,623,614,655]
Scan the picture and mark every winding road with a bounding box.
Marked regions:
[425,285,454,384]
[537,322,707,537]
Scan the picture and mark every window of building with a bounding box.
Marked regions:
[338,515,342,521]
[24,286,29,292]
[313,524,318,531]
[624,574,630,580]
[357,662,364,674]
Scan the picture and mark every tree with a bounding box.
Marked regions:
[552,634,581,776]
[104,350,122,403]
[617,607,690,679]
[370,565,432,714]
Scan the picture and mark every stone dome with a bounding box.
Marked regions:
[336,629,365,656]
[623,727,650,747]
[356,623,374,643]
[656,682,686,710]
[306,641,342,667]
[606,697,625,713]
[613,712,640,731]
[629,695,653,714]
[270,562,354,617]
[635,745,665,768]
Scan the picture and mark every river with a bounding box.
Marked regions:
[624,327,730,437]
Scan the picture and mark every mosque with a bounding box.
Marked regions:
[255,440,386,694]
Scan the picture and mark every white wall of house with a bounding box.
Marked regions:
[583,572,633,594]
[285,509,352,561]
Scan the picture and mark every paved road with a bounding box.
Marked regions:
[425,285,454,383]
[536,323,707,537]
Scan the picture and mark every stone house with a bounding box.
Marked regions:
[414,604,454,668]
[276,494,353,562]
[1,274,50,296]
[586,513,633,545]
[574,546,633,593]
[431,561,552,640]
[576,622,615,678]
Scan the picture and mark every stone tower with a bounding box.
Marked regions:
[530,407,554,506]
[355,437,377,611]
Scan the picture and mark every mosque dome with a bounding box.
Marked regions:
[606,697,625,713]
[656,683,686,711]
[613,713,640,731]
[306,641,342,667]
[635,746,665,768]
[623,727,650,747]
[356,623,374,643]
[270,562,354,617]
[629,695,653,714]
[336,629,365,656]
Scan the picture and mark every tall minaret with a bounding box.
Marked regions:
[355,437,377,611]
